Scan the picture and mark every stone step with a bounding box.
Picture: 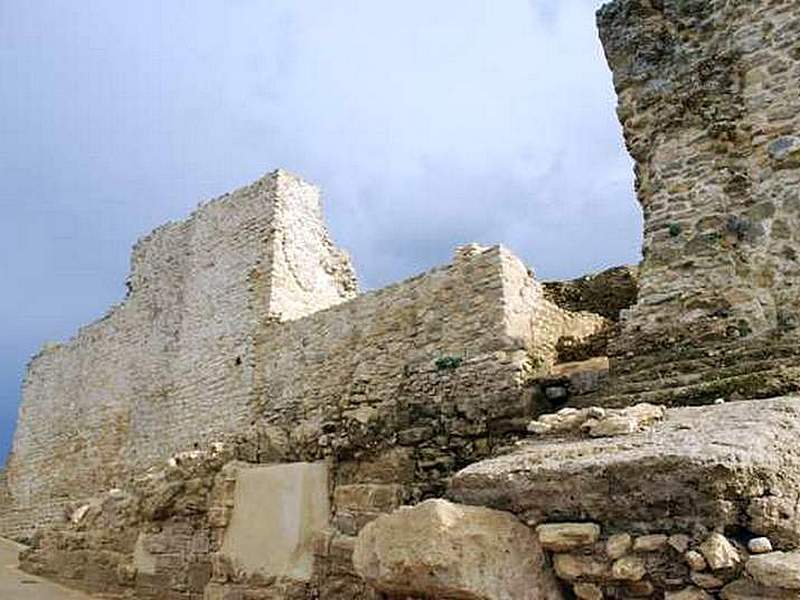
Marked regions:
[607,356,800,396]
[611,339,800,383]
[573,365,800,408]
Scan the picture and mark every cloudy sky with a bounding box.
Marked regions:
[0,0,640,463]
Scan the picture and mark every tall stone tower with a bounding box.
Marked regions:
[597,0,800,403]
[3,169,358,537]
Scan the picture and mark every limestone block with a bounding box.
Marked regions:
[691,572,725,590]
[721,578,800,599]
[685,551,707,572]
[606,533,632,560]
[633,534,668,552]
[353,499,564,600]
[611,555,646,581]
[535,522,601,551]
[668,534,690,554]
[553,554,608,581]
[219,462,329,581]
[747,537,773,555]
[746,551,800,590]
[450,399,800,543]
[698,533,740,571]
[573,582,604,600]
[333,484,403,514]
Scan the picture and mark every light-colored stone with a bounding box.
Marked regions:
[698,533,740,571]
[132,533,157,576]
[450,398,800,541]
[721,578,800,599]
[633,534,668,552]
[606,533,632,560]
[536,522,601,552]
[686,550,707,572]
[587,415,637,437]
[220,462,329,580]
[353,499,564,600]
[554,554,608,581]
[70,504,91,525]
[746,551,800,590]
[574,582,604,600]
[747,537,773,555]
[611,555,646,581]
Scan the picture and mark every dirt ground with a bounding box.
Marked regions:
[0,537,93,599]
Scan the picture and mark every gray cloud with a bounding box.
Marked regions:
[0,0,640,461]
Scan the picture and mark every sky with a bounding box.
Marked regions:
[0,0,641,464]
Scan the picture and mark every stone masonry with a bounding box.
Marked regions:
[2,170,358,540]
[3,1,800,599]
[595,0,800,406]
[1,170,607,598]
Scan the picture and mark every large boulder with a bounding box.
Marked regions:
[352,499,564,600]
[449,397,800,545]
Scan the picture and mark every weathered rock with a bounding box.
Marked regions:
[746,551,800,590]
[686,550,708,572]
[665,587,712,600]
[553,554,608,581]
[698,533,740,571]
[691,572,725,590]
[611,555,646,581]
[668,534,691,554]
[606,533,632,560]
[721,578,800,599]
[527,402,665,439]
[352,499,563,600]
[634,534,668,552]
[573,582,604,600]
[747,537,773,555]
[536,522,601,552]
[586,415,637,437]
[451,399,800,543]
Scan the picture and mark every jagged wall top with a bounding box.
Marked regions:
[128,169,357,323]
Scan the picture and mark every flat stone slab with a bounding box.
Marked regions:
[220,462,329,580]
[449,397,800,544]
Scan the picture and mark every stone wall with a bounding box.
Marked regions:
[594,0,800,405]
[449,397,800,599]
[11,238,606,598]
[1,167,607,599]
[2,170,357,540]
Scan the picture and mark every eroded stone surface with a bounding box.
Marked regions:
[536,522,601,552]
[746,551,800,590]
[452,398,800,544]
[352,499,564,600]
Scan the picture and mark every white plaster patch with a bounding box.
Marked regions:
[133,534,157,575]
[220,462,329,580]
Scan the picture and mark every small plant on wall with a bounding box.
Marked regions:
[435,355,463,371]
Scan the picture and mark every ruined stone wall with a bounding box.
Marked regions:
[15,244,606,599]
[3,170,357,540]
[594,0,800,405]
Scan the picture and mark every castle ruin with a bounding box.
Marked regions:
[1,1,800,599]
